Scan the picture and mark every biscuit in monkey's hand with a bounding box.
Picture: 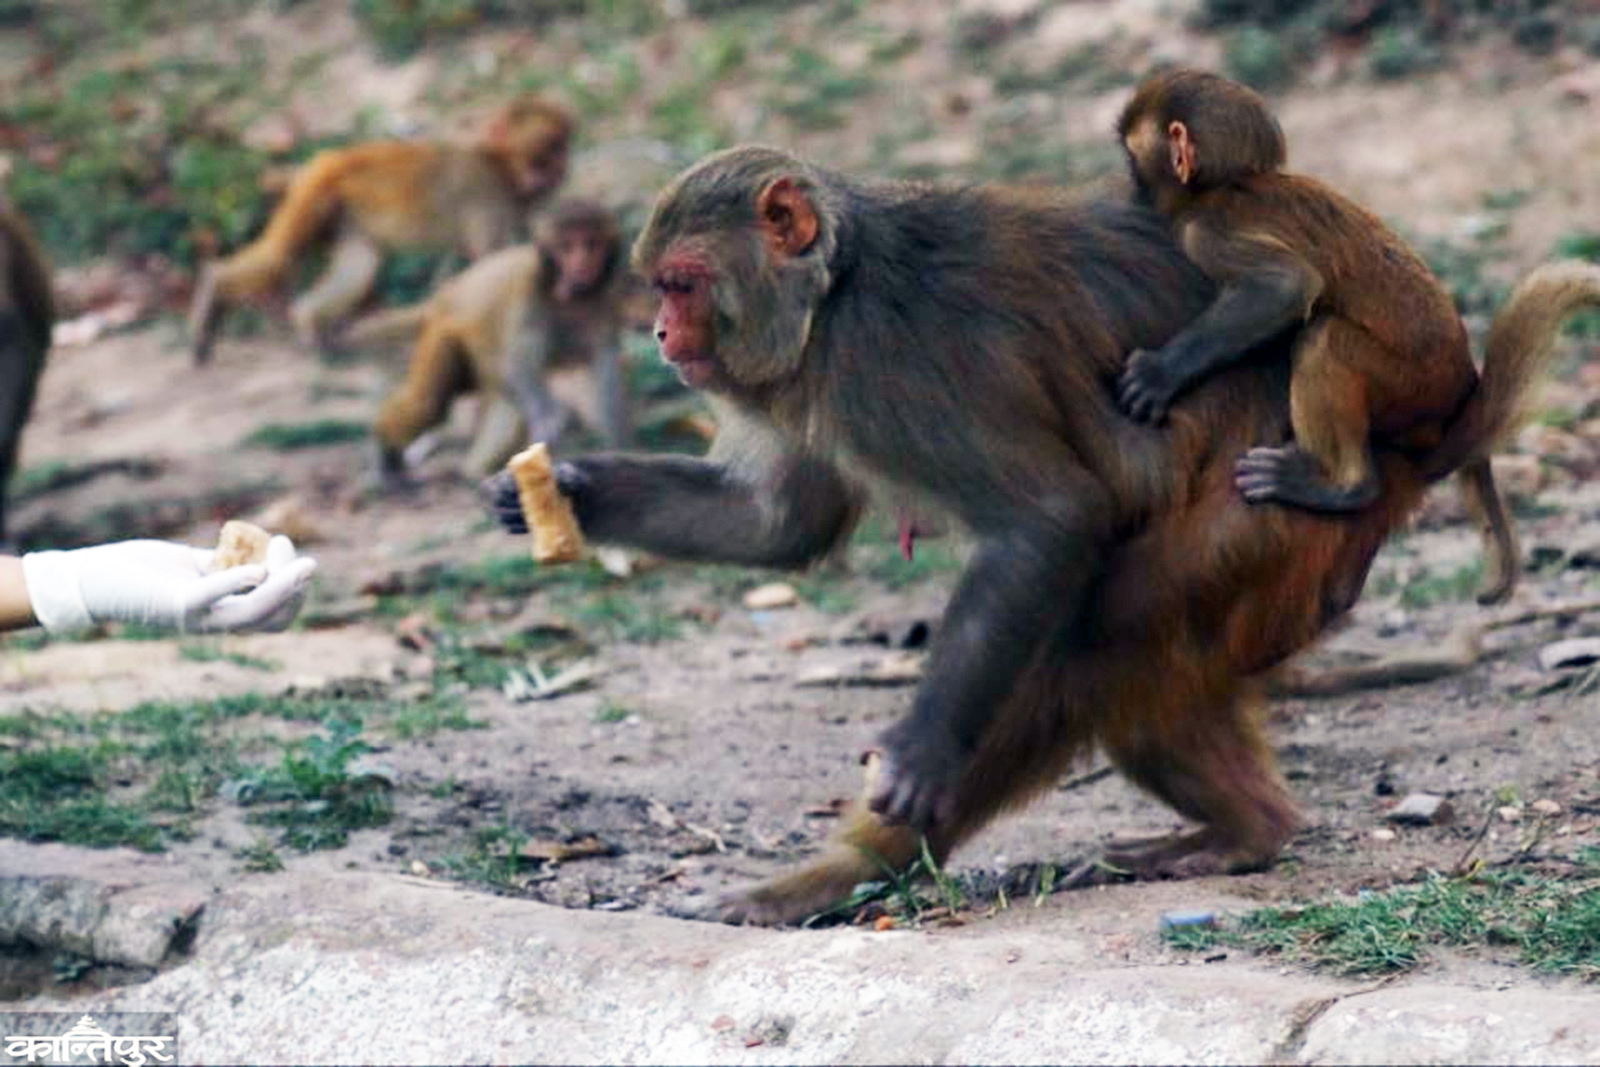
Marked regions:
[211,520,273,571]
[508,443,586,564]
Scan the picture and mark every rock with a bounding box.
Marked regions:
[1491,454,1545,500]
[1498,805,1524,823]
[1531,798,1563,817]
[1386,792,1454,826]
[795,653,925,688]
[596,547,635,578]
[1370,828,1397,842]
[1158,910,1217,931]
[743,583,798,610]
[1537,638,1600,671]
[344,756,398,789]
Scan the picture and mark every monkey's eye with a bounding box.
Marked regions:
[654,274,697,296]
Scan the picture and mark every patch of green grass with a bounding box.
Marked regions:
[561,589,683,644]
[237,836,284,873]
[1367,25,1445,80]
[391,697,484,739]
[5,52,280,264]
[1417,237,1510,320]
[435,820,531,891]
[1222,26,1294,90]
[1169,864,1600,980]
[649,82,728,156]
[234,719,392,852]
[0,745,164,851]
[241,419,371,451]
[1482,188,1531,212]
[593,700,633,723]
[1398,561,1485,609]
[766,48,877,131]
[0,689,469,853]
[861,542,963,591]
[178,641,280,671]
[351,0,563,61]
[792,573,860,615]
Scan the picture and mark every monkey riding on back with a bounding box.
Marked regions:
[1113,68,1569,605]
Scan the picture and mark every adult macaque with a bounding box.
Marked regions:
[484,147,1598,926]
[367,198,628,489]
[1115,68,1520,603]
[0,204,54,548]
[188,94,573,363]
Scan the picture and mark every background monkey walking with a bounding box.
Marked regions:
[367,198,628,489]
[187,95,573,364]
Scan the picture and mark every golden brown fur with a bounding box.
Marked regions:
[370,199,627,485]
[188,95,573,364]
[1116,68,1534,604]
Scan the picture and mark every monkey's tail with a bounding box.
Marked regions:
[337,302,429,353]
[215,153,346,295]
[1423,260,1600,481]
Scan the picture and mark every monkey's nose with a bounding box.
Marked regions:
[655,328,667,342]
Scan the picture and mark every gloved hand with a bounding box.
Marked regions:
[21,535,318,636]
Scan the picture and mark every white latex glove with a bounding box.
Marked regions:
[21,535,318,636]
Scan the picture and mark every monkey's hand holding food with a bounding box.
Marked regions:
[505,443,587,563]
[482,451,591,538]
[20,532,318,636]
[1116,347,1183,424]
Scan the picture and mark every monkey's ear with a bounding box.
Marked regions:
[1167,121,1195,185]
[756,177,819,258]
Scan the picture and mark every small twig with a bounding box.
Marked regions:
[1272,595,1600,698]
[1451,807,1496,877]
[1058,764,1115,792]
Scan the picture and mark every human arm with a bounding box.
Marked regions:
[6,536,318,636]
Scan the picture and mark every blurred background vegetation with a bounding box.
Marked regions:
[1,0,1597,307]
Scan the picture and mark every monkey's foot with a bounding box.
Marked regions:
[1115,348,1182,424]
[708,866,867,927]
[867,730,963,834]
[1235,445,1378,513]
[188,266,221,365]
[1079,827,1279,882]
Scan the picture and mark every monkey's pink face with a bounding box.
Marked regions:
[516,141,569,199]
[651,254,718,390]
[553,229,612,301]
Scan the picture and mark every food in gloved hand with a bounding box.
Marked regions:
[211,520,273,571]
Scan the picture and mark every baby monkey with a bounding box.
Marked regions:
[1115,68,1519,603]
[366,197,628,491]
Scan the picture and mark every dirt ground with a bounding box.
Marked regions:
[4,0,1600,997]
[5,317,1600,953]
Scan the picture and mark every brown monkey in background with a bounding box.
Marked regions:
[367,198,627,490]
[188,95,573,364]
[0,203,54,549]
[1114,69,1521,603]
[485,145,1600,925]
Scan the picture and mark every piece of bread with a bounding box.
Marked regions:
[507,443,586,564]
[211,519,273,571]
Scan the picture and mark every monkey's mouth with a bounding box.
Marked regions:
[665,354,715,388]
